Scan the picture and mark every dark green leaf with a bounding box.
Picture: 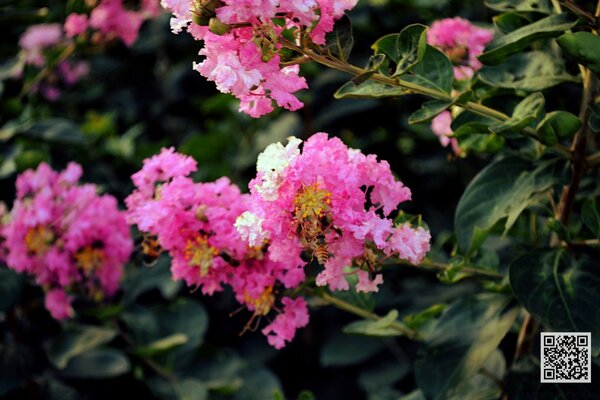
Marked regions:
[343,310,404,337]
[0,268,23,312]
[122,256,181,304]
[320,333,385,367]
[582,198,600,238]
[493,12,533,33]
[233,367,281,400]
[334,80,409,99]
[409,100,453,124]
[590,103,600,133]
[175,379,208,400]
[485,0,552,13]
[455,157,564,254]
[479,13,579,65]
[414,294,518,400]
[536,111,581,145]
[325,14,353,62]
[557,32,600,74]
[510,249,600,354]
[48,325,118,369]
[403,45,454,94]
[25,119,86,145]
[478,51,578,91]
[490,92,545,134]
[0,344,34,395]
[372,24,428,75]
[61,348,130,379]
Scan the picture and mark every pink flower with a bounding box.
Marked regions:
[431,111,461,154]
[64,13,89,38]
[356,270,384,293]
[427,17,494,80]
[19,24,63,67]
[262,297,309,349]
[45,289,74,320]
[90,0,145,46]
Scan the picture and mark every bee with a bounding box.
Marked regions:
[141,233,162,266]
[445,46,470,66]
[252,25,279,62]
[311,234,329,265]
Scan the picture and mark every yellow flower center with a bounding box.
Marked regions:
[184,235,219,276]
[75,246,105,274]
[244,285,275,316]
[293,183,332,221]
[24,226,55,256]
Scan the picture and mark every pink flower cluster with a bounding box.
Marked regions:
[431,110,461,154]
[125,147,309,348]
[237,133,431,293]
[2,163,132,320]
[161,0,358,117]
[427,17,493,80]
[18,24,89,101]
[65,0,161,46]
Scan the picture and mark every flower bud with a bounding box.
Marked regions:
[209,18,231,35]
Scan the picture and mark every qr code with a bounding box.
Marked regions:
[541,332,591,383]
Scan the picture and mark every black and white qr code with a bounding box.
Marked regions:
[541,332,591,383]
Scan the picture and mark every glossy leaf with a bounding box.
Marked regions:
[485,0,552,13]
[48,325,118,369]
[61,349,130,379]
[493,12,533,33]
[478,13,579,65]
[510,249,600,353]
[557,32,600,74]
[536,111,581,145]
[372,24,428,75]
[403,45,454,94]
[490,92,545,134]
[414,294,518,400]
[334,80,409,99]
[134,333,189,358]
[478,51,578,91]
[455,156,564,254]
[325,14,354,62]
[409,100,453,124]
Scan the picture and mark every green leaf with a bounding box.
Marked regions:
[334,80,409,99]
[175,379,208,400]
[343,310,404,337]
[0,267,23,312]
[510,249,600,354]
[0,344,34,395]
[372,24,428,75]
[325,14,354,62]
[478,51,579,91]
[489,92,545,134]
[414,294,518,400]
[48,325,118,369]
[122,256,181,303]
[403,304,447,330]
[536,111,581,146]
[478,13,579,65]
[485,0,552,13]
[134,333,189,358]
[557,32,600,74]
[25,119,86,145]
[455,157,565,254]
[403,45,454,94]
[61,348,131,379]
[493,12,533,33]
[409,100,453,124]
[320,333,385,367]
[582,198,600,238]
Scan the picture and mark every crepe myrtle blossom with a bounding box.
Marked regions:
[161,0,357,117]
[125,147,308,348]
[427,17,493,80]
[431,110,462,155]
[236,133,431,294]
[2,163,132,320]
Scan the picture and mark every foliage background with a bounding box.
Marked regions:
[1,0,599,399]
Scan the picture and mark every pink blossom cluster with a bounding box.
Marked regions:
[427,17,494,80]
[2,163,133,320]
[236,133,431,294]
[161,0,358,117]
[64,0,161,46]
[125,147,309,348]
[431,110,461,154]
[18,24,89,100]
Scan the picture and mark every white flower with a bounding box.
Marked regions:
[235,211,268,246]
[254,137,302,200]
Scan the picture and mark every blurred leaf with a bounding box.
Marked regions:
[320,333,385,367]
[122,256,181,304]
[414,294,518,400]
[325,14,354,62]
[557,32,600,74]
[343,309,404,337]
[493,12,533,33]
[455,157,565,254]
[582,198,600,238]
[403,304,447,330]
[485,0,552,13]
[478,13,579,65]
[25,118,85,145]
[48,325,118,369]
[15,148,47,171]
[409,100,453,124]
[535,111,581,146]
[134,333,189,358]
[0,268,23,312]
[372,24,428,75]
[510,249,600,354]
[403,45,454,94]
[590,103,600,133]
[233,367,282,400]
[175,379,208,400]
[0,344,34,395]
[334,80,408,99]
[157,299,208,350]
[105,123,144,159]
[490,92,545,134]
[478,51,578,91]
[60,348,130,379]
[358,358,410,394]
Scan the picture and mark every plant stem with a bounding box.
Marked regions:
[587,151,600,165]
[418,259,504,280]
[318,292,418,339]
[514,313,539,359]
[560,0,597,25]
